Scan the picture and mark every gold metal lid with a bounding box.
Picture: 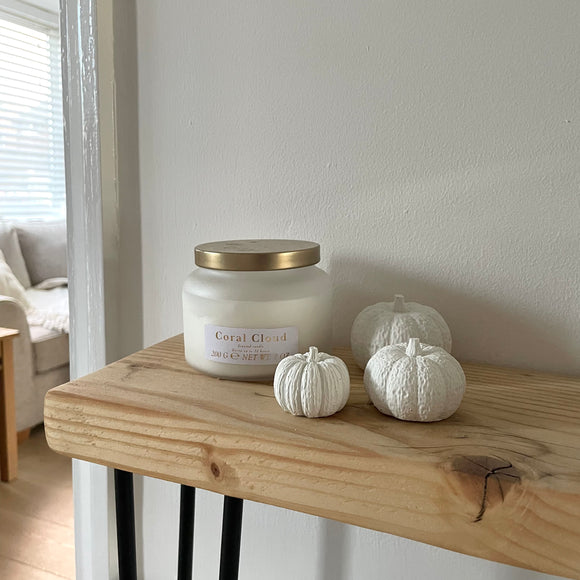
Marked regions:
[194,239,321,271]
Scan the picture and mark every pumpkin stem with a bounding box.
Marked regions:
[392,294,407,313]
[307,346,319,362]
[406,338,421,357]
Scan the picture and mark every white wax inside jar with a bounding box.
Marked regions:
[182,266,332,380]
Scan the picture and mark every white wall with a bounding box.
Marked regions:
[132,1,579,578]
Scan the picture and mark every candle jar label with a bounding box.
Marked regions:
[204,325,299,365]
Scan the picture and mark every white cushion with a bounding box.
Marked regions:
[0,249,32,310]
[15,220,67,286]
[0,221,31,288]
[34,277,68,290]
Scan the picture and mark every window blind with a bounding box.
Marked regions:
[0,8,65,221]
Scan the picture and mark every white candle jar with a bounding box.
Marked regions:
[182,239,332,380]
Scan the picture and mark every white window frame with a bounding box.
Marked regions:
[61,0,114,577]
[59,0,141,575]
[0,0,58,27]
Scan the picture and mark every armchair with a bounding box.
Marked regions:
[0,220,69,433]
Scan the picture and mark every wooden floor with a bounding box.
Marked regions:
[0,426,75,579]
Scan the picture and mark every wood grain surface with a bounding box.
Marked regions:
[1,329,19,481]
[45,335,580,578]
[0,328,19,341]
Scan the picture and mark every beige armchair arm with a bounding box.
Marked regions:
[0,296,30,342]
[0,296,35,431]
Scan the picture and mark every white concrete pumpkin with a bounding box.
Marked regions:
[274,347,350,418]
[364,338,465,422]
[350,294,452,369]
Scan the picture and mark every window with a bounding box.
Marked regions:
[0,4,65,220]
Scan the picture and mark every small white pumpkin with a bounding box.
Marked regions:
[274,347,350,418]
[351,294,452,369]
[364,338,465,422]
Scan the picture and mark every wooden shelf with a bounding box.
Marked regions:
[45,335,580,579]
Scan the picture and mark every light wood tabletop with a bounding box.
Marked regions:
[45,334,580,579]
[0,327,20,482]
[0,328,19,341]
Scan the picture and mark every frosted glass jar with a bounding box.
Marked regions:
[183,240,332,380]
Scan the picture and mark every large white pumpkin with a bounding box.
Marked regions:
[274,347,350,418]
[364,338,465,422]
[351,294,452,369]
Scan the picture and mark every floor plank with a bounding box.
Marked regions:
[0,555,68,580]
[0,426,74,579]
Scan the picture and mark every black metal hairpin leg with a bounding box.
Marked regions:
[177,485,196,580]
[114,469,138,580]
[114,470,241,580]
[218,496,244,580]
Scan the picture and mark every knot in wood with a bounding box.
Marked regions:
[210,462,221,478]
[449,455,521,522]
